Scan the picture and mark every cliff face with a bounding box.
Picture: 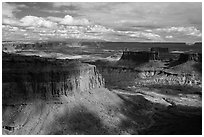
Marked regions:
[150,47,169,53]
[136,70,201,87]
[120,51,151,63]
[2,53,104,104]
[178,53,202,63]
[96,66,201,89]
[119,50,175,63]
[2,52,202,135]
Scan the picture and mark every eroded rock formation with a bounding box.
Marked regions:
[96,66,201,89]
[136,70,201,87]
[150,47,169,53]
[2,52,104,104]
[120,51,151,63]
[178,53,202,63]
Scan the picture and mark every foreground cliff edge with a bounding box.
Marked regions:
[2,51,202,135]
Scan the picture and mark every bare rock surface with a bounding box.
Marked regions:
[3,52,104,104]
[2,51,202,135]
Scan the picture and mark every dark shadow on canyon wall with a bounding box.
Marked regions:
[47,95,154,135]
[48,106,110,135]
[138,106,202,135]
[116,94,154,135]
[192,63,202,74]
[116,94,202,135]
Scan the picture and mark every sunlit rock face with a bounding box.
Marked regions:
[96,66,201,89]
[136,70,201,87]
[2,52,104,104]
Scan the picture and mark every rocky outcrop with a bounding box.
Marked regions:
[119,48,202,64]
[120,51,151,63]
[150,47,169,53]
[178,53,202,63]
[150,47,173,60]
[119,50,176,63]
[168,53,202,67]
[2,41,60,52]
[136,71,201,87]
[95,65,201,89]
[2,52,104,104]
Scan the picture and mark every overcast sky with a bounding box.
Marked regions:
[2,2,202,42]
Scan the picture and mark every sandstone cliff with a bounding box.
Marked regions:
[2,52,104,104]
[96,66,201,89]
[2,52,202,135]
[136,70,201,87]
[120,51,150,63]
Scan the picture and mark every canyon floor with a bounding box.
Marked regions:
[2,52,202,135]
[3,87,202,135]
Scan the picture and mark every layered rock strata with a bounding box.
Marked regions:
[96,66,201,88]
[136,70,201,87]
[120,51,150,63]
[2,52,104,104]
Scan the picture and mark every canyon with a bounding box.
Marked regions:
[2,52,108,134]
[2,43,202,135]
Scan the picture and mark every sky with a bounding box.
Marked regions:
[2,2,202,43]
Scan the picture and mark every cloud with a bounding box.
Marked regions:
[2,2,201,42]
[3,2,19,18]
[2,3,21,28]
[2,3,29,27]
[2,25,18,31]
[165,35,173,39]
[40,9,62,13]
[61,15,90,25]
[3,3,16,18]
[86,25,114,33]
[2,25,30,41]
[3,2,28,18]
[9,26,19,31]
[52,2,72,8]
[20,16,57,28]
[47,15,91,26]
[156,26,202,37]
[47,16,62,22]
[116,30,162,41]
[50,2,201,29]
[2,17,20,26]
[140,32,161,40]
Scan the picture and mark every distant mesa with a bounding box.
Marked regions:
[150,47,169,53]
[120,47,171,63]
[119,46,201,65]
[120,51,151,63]
[178,53,201,62]
[170,52,202,67]
[150,47,169,60]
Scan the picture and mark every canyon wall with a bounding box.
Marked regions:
[136,70,201,87]
[2,52,104,104]
[120,51,151,63]
[120,50,202,64]
[96,66,201,89]
[119,50,175,63]
[178,53,202,63]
